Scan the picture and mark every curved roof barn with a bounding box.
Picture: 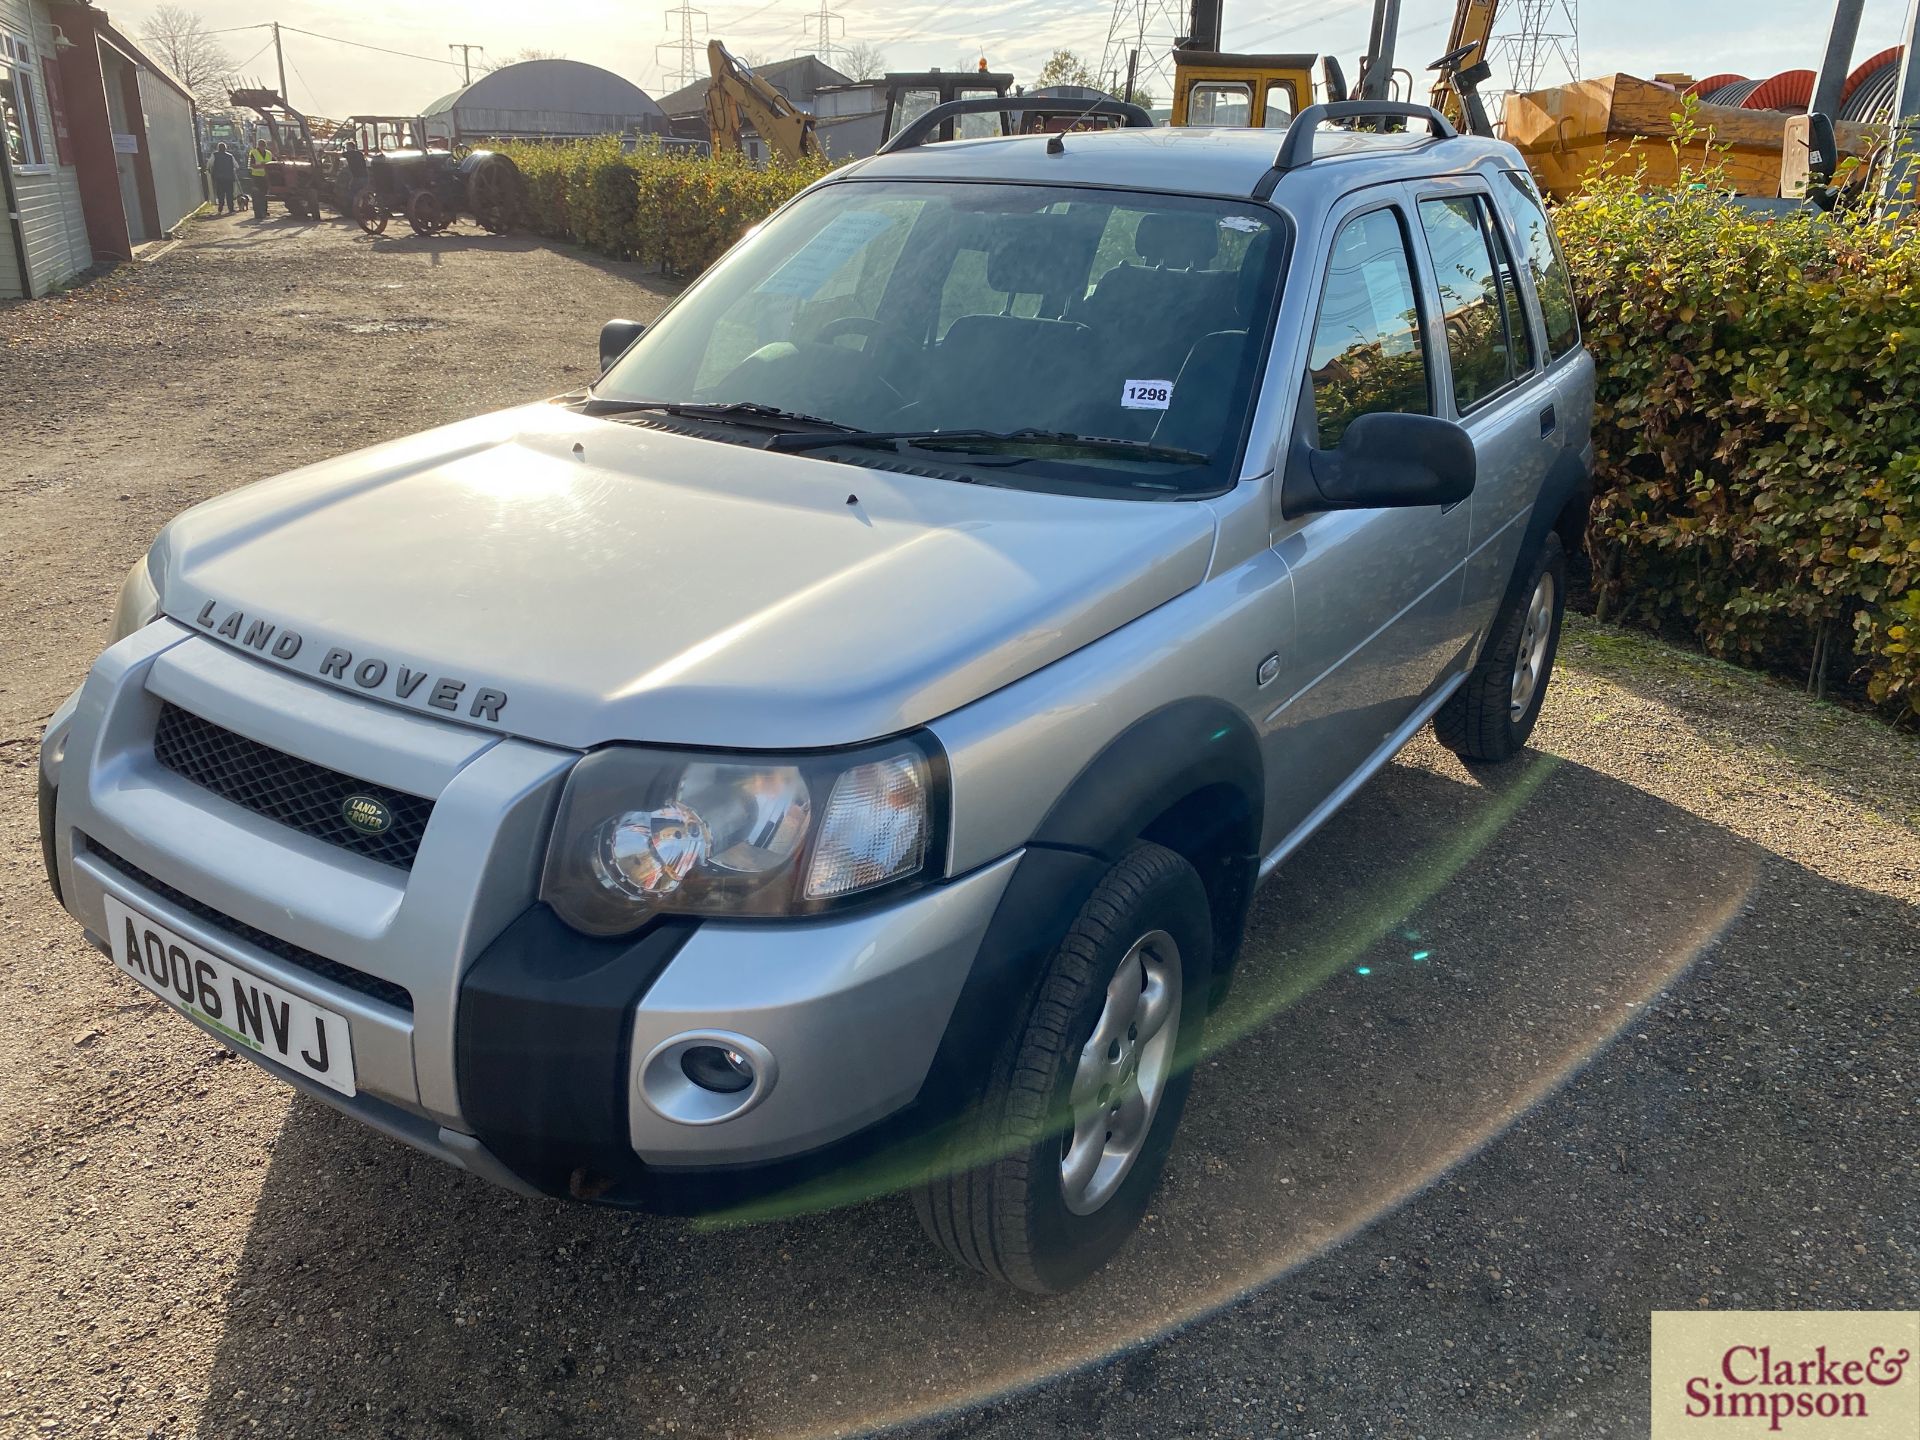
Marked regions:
[424,59,668,140]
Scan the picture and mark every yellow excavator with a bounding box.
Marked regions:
[704,40,823,162]
[1170,0,1500,135]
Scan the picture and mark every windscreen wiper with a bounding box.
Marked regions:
[765,426,1209,466]
[578,397,861,434]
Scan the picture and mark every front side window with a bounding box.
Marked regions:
[1306,208,1431,449]
[1417,194,1532,413]
[1189,82,1252,127]
[1,33,46,170]
[955,88,1002,139]
[600,180,1287,496]
[1503,170,1581,357]
[888,88,940,140]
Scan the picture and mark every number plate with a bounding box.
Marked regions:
[103,894,356,1096]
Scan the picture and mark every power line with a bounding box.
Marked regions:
[229,38,274,75]
[268,24,464,69]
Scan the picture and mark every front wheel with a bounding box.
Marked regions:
[1434,531,1567,762]
[911,841,1212,1293]
[352,187,388,235]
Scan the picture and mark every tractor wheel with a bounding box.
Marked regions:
[406,189,446,236]
[467,154,521,235]
[352,188,388,236]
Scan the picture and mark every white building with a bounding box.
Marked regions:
[1,0,203,299]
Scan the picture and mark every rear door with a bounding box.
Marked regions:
[1407,174,1551,637]
[1500,166,1594,472]
[1260,185,1473,844]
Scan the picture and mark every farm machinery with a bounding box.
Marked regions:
[350,146,525,237]
[228,88,328,219]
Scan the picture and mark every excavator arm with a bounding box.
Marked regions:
[704,40,822,162]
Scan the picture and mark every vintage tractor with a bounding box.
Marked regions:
[351,148,524,237]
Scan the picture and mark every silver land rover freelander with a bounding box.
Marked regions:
[40,101,1594,1293]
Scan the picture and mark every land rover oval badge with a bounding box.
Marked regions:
[342,794,393,836]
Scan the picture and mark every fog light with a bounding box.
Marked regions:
[680,1043,754,1094]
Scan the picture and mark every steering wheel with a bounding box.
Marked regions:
[815,314,883,349]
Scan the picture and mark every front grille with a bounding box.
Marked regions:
[153,703,434,870]
[89,841,414,1013]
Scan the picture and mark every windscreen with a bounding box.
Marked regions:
[597,179,1285,494]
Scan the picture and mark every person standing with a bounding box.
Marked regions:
[209,143,238,214]
[247,136,274,219]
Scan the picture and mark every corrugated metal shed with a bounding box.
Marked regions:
[423,59,666,140]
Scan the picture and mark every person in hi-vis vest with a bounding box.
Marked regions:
[247,138,273,219]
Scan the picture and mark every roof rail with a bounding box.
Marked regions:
[877,96,1155,155]
[1271,99,1457,172]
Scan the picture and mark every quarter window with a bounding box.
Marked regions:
[1261,82,1296,127]
[1,32,46,171]
[1307,208,1431,449]
[1417,194,1533,412]
[1502,171,1581,357]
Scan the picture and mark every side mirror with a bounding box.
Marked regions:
[1281,411,1475,518]
[599,318,646,373]
[1321,56,1349,104]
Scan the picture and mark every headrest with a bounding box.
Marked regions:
[986,214,1098,297]
[1134,212,1219,270]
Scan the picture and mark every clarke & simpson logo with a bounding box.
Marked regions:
[1652,1312,1919,1439]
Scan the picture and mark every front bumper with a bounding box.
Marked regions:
[40,621,1019,1206]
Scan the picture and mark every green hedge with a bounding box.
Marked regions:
[495,138,832,275]
[1555,154,1920,720]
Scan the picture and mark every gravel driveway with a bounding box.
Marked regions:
[1,215,1915,1440]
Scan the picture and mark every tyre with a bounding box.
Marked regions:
[352,187,388,236]
[1434,531,1567,763]
[912,841,1212,1293]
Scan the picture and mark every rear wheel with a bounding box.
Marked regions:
[467,155,521,234]
[1434,532,1567,762]
[911,842,1211,1293]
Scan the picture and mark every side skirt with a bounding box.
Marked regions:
[1257,671,1468,882]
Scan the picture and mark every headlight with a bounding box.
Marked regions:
[541,737,945,934]
[108,553,162,644]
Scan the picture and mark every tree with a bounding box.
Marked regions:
[137,5,233,111]
[483,47,565,72]
[1030,47,1153,110]
[838,40,887,82]
[1034,49,1100,90]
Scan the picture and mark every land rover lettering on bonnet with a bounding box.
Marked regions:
[39,101,1594,1293]
[189,599,509,723]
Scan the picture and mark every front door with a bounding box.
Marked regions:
[1260,190,1473,846]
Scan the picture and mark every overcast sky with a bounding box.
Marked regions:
[119,0,1913,119]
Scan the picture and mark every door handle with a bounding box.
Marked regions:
[1539,404,1558,437]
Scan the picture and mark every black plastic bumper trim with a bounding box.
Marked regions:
[455,905,698,1201]
[39,772,62,907]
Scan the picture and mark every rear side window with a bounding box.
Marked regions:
[1417,195,1534,413]
[1502,171,1581,357]
[1307,208,1431,448]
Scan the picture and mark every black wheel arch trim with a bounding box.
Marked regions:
[918,700,1265,1119]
